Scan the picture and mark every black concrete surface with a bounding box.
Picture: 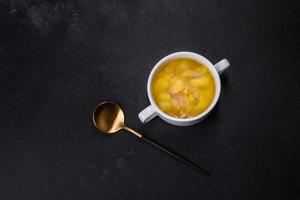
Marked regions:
[0,0,298,199]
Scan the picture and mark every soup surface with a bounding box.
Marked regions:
[152,58,216,118]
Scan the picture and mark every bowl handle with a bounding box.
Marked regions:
[138,105,157,123]
[214,59,230,74]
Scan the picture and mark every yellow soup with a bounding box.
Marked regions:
[152,58,216,118]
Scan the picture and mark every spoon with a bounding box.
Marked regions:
[92,102,209,175]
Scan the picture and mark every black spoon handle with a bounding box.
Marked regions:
[141,135,210,175]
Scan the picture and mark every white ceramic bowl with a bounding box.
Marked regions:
[138,51,230,126]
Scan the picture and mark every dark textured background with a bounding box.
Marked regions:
[0,0,299,199]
